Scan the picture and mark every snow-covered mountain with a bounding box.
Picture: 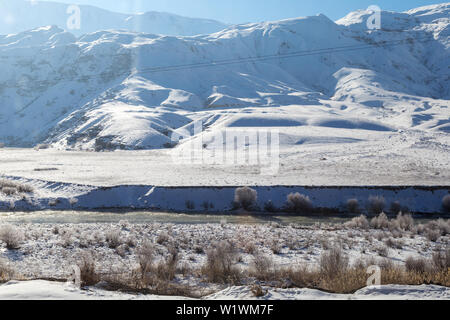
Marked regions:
[0,3,448,150]
[0,0,228,36]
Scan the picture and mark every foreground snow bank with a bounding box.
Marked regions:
[205,285,450,300]
[0,281,448,300]
[0,280,192,300]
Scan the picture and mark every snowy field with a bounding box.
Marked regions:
[0,217,449,300]
[0,123,449,187]
[0,281,448,300]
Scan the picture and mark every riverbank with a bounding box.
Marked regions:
[1,176,449,214]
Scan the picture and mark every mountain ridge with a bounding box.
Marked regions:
[0,3,448,150]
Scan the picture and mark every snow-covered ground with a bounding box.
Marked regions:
[0,281,447,300]
[0,221,448,283]
[0,221,448,300]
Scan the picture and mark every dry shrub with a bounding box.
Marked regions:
[202,241,241,284]
[392,212,414,231]
[234,187,258,210]
[0,259,14,282]
[137,241,155,279]
[270,241,282,255]
[320,246,349,278]
[244,242,257,254]
[425,229,441,242]
[155,246,179,281]
[1,187,16,196]
[156,232,170,245]
[367,196,386,215]
[251,254,275,281]
[345,215,369,229]
[264,201,277,213]
[346,199,360,214]
[389,201,402,215]
[442,195,450,213]
[425,219,450,237]
[370,212,389,229]
[105,230,122,249]
[285,193,313,214]
[0,179,33,195]
[0,224,24,250]
[432,247,450,271]
[405,256,428,274]
[77,252,99,287]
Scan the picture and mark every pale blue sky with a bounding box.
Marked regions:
[41,0,447,23]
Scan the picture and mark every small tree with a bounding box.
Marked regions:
[367,196,386,215]
[234,187,257,211]
[346,199,360,214]
[286,193,313,213]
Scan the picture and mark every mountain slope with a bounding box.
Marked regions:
[0,0,228,36]
[0,4,448,151]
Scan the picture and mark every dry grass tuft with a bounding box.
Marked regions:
[202,241,241,284]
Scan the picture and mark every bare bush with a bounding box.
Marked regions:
[320,246,349,277]
[202,241,240,284]
[367,196,385,215]
[286,193,313,214]
[370,212,389,229]
[425,229,441,242]
[105,230,122,249]
[377,245,389,257]
[392,212,414,231]
[405,256,428,274]
[346,199,360,214]
[234,187,258,211]
[432,247,450,271]
[251,284,267,297]
[0,259,14,282]
[244,242,256,255]
[138,241,155,278]
[0,179,33,195]
[270,241,282,255]
[77,252,99,287]
[345,215,369,229]
[251,254,275,281]
[0,224,24,249]
[442,195,450,213]
[264,201,277,213]
[185,200,195,210]
[1,187,16,196]
[389,201,402,215]
[156,232,170,245]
